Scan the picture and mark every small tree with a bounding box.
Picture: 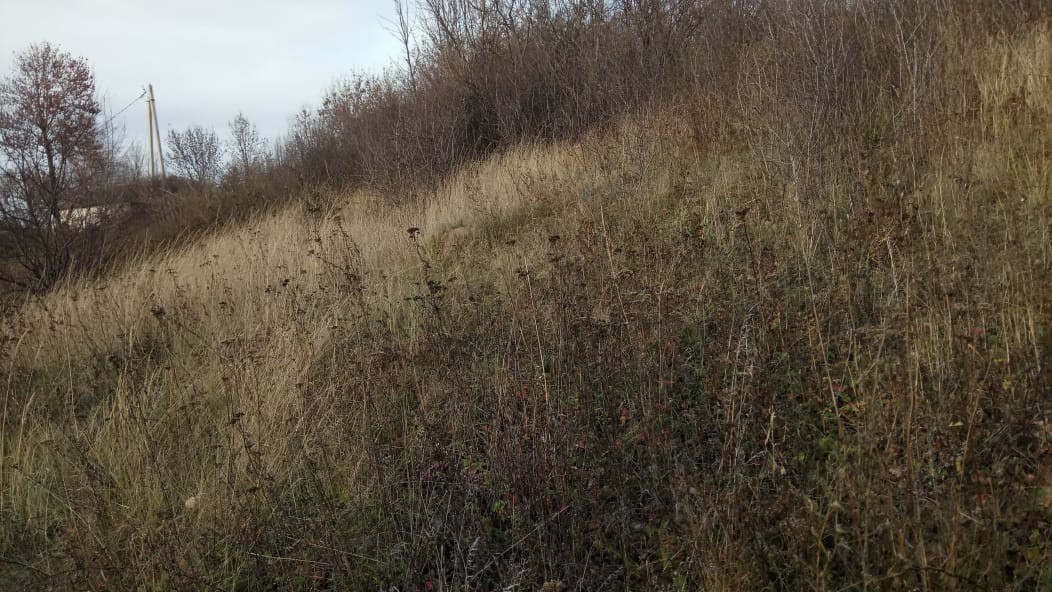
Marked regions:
[228,112,266,181]
[166,126,223,186]
[0,42,102,290]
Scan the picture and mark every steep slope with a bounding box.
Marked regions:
[2,25,1051,591]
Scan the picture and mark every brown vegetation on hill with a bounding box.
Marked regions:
[1,1,1050,590]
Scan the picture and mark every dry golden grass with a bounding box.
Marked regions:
[0,134,628,543]
[10,141,590,361]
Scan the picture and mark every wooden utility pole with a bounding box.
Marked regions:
[146,84,166,179]
[147,87,155,177]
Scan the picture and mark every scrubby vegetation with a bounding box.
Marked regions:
[2,0,1050,590]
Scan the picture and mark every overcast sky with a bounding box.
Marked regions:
[0,0,406,152]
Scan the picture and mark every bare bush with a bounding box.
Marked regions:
[227,112,267,182]
[166,125,224,186]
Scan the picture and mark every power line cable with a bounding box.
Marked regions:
[102,90,147,127]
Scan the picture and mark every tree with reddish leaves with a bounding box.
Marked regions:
[0,42,102,290]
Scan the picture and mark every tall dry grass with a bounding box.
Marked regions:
[0,134,630,588]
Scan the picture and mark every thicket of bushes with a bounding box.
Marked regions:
[159,0,1050,233]
[275,0,1046,192]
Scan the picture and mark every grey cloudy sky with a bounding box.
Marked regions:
[0,0,406,150]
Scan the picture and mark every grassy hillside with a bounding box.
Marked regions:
[2,15,1051,592]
